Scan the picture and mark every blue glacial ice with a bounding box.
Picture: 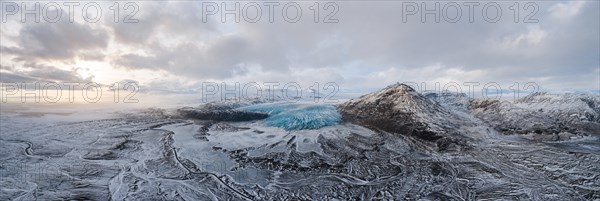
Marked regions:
[239,102,342,130]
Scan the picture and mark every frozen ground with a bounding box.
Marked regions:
[1,87,599,200]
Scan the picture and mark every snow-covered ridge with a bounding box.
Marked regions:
[177,83,599,141]
[470,92,600,136]
[337,83,600,150]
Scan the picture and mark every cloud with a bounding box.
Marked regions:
[499,28,548,48]
[113,34,251,79]
[1,19,108,62]
[1,63,92,83]
[0,1,597,91]
[110,2,218,45]
[548,1,585,19]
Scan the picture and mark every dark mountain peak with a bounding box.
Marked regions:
[346,83,451,119]
[337,83,470,151]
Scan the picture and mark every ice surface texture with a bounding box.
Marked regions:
[2,84,600,200]
[240,102,342,130]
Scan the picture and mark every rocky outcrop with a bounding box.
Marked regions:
[336,83,471,151]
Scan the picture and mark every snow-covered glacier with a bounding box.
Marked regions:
[1,84,599,200]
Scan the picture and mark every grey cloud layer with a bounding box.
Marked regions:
[1,1,598,90]
[2,20,108,62]
[0,63,92,83]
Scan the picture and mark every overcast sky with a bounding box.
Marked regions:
[1,1,598,94]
